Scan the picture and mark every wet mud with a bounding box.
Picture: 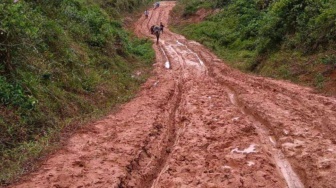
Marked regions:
[9,1,336,188]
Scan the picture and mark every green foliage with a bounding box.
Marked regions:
[172,0,336,94]
[315,73,326,89]
[0,76,37,109]
[320,55,336,65]
[178,0,214,17]
[174,0,336,71]
[0,0,154,184]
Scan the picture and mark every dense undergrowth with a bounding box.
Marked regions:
[0,0,154,184]
[172,0,336,94]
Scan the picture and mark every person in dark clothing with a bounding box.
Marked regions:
[150,25,161,44]
[154,2,160,9]
[150,25,155,34]
[160,22,165,33]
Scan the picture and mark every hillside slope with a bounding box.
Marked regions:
[170,0,336,95]
[0,0,154,184]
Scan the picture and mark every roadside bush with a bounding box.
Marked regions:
[174,0,336,70]
[0,0,154,184]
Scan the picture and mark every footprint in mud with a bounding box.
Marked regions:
[72,160,86,168]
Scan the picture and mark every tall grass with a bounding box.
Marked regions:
[172,0,336,93]
[0,0,155,184]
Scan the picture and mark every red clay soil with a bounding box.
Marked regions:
[8,1,336,188]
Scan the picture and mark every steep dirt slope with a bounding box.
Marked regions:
[8,1,336,188]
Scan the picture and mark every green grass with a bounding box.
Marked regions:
[171,0,336,94]
[0,0,155,184]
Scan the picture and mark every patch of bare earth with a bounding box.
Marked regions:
[8,1,336,188]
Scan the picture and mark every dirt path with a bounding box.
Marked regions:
[9,1,336,188]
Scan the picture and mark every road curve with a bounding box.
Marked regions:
[9,1,336,188]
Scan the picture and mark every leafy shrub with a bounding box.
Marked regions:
[0,76,37,109]
[0,0,154,184]
[174,0,336,71]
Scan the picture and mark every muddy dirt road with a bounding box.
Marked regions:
[10,1,336,188]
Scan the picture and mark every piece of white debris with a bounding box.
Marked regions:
[232,117,240,121]
[165,61,170,69]
[222,165,232,169]
[247,161,255,166]
[231,144,257,154]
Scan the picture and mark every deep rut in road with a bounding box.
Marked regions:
[224,87,304,188]
[9,1,336,188]
[118,80,183,188]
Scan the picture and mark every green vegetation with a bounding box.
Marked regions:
[0,0,154,184]
[172,0,336,93]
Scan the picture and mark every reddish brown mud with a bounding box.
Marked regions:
[9,1,336,188]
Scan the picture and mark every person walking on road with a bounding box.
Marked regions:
[144,10,149,19]
[154,2,160,9]
[150,25,161,44]
[160,22,165,33]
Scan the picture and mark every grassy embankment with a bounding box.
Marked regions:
[171,0,336,94]
[0,0,155,184]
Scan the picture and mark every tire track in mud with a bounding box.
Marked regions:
[9,1,336,188]
[184,39,336,187]
[153,27,301,186]
[118,80,184,188]
[220,78,336,187]
[156,37,298,187]
[152,9,333,186]
[181,41,304,187]
[119,7,187,185]
[222,86,304,188]
[142,7,289,186]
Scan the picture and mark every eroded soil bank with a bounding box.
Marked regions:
[8,1,336,188]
